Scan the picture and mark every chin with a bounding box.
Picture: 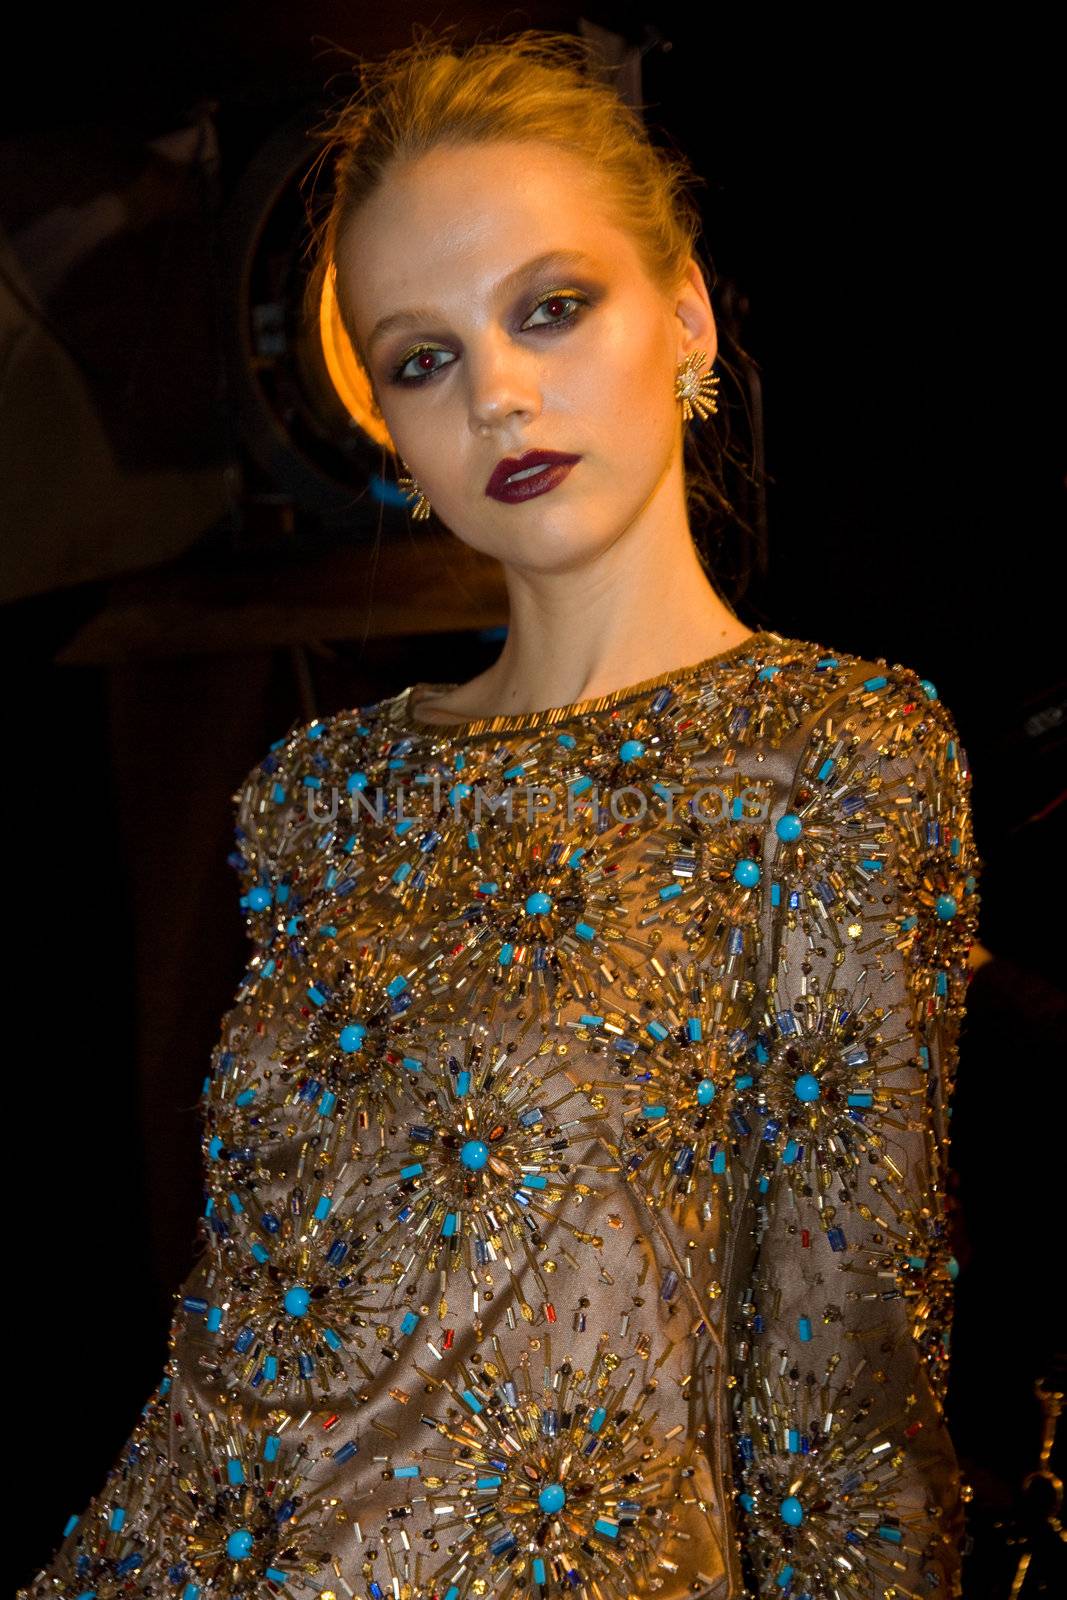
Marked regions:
[441,512,568,565]
[519,542,617,578]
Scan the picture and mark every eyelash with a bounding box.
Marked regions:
[389,289,589,387]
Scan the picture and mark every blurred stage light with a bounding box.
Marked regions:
[218,108,413,533]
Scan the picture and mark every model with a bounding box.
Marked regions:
[20,28,981,1600]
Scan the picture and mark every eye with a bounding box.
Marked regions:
[521,290,587,330]
[390,289,589,386]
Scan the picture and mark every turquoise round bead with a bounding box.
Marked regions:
[696,1079,716,1106]
[247,887,272,911]
[733,858,760,888]
[619,739,645,762]
[226,1528,255,1559]
[538,1482,566,1514]
[284,1285,310,1317]
[919,678,939,701]
[794,1073,821,1102]
[339,1023,366,1053]
[526,891,552,915]
[935,894,958,920]
[346,771,369,792]
[775,813,802,842]
[780,1495,804,1526]
[460,1139,489,1171]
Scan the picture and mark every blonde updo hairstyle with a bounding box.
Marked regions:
[303,23,759,586]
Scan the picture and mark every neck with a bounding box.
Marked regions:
[451,523,750,719]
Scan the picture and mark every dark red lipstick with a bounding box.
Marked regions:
[485,449,581,503]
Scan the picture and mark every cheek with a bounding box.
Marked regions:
[566,310,674,431]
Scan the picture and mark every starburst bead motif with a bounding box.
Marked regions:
[572,959,759,1223]
[360,1026,619,1323]
[161,1400,339,1594]
[730,1344,962,1597]
[684,639,852,753]
[189,1096,397,1402]
[638,778,775,968]
[749,963,921,1209]
[315,785,488,939]
[408,1335,692,1600]
[415,816,658,1019]
[674,349,721,423]
[558,699,700,793]
[259,940,430,1115]
[765,723,911,959]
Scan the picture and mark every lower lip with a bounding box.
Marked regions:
[486,461,578,503]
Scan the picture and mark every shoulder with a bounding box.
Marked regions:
[776,633,981,921]
[737,634,977,883]
[752,629,972,767]
[230,712,331,835]
[228,693,409,876]
[230,691,414,806]
[759,636,982,993]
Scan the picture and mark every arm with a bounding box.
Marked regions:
[730,664,982,1598]
[228,716,325,955]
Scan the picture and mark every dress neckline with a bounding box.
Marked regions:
[404,628,777,737]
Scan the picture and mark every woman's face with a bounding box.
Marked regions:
[338,139,716,573]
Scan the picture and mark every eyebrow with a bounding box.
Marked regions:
[366,249,598,351]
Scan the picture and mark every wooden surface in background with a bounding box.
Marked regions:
[56,531,510,662]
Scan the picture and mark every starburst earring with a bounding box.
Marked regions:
[396,457,431,521]
[675,350,721,423]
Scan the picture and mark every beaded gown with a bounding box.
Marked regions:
[21,628,982,1600]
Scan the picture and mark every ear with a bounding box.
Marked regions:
[674,256,718,368]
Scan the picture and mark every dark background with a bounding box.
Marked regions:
[4,4,1063,1594]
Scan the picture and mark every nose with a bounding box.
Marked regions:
[465,337,542,438]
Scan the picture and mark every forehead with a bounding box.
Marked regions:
[365,139,608,246]
[340,141,628,330]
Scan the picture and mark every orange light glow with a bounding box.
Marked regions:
[319,260,394,451]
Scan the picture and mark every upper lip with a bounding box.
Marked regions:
[485,448,581,496]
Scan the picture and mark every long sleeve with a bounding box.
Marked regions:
[728,662,982,1598]
[227,716,323,956]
